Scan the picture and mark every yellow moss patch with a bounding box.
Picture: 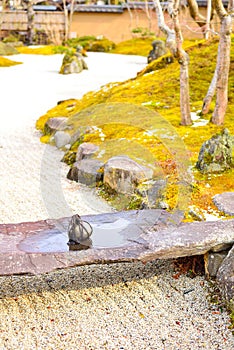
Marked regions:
[36,37,234,217]
[0,56,22,67]
[17,46,56,55]
[111,37,155,56]
[40,135,51,143]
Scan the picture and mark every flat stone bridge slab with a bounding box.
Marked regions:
[0,210,233,276]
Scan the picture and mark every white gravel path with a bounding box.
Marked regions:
[0,52,233,350]
[0,52,146,224]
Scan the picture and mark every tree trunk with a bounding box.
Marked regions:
[63,0,69,42]
[211,14,232,124]
[205,0,212,39]
[211,0,232,125]
[68,0,75,39]
[202,67,217,114]
[168,0,192,125]
[27,0,35,45]
[153,0,192,125]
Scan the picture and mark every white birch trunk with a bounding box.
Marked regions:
[205,0,212,39]
[211,0,232,124]
[171,0,191,125]
[202,67,217,114]
[63,0,69,42]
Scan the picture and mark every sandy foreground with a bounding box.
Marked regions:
[0,53,233,349]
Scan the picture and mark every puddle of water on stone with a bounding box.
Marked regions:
[18,218,132,253]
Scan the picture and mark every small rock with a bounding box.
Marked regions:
[204,251,229,278]
[67,159,104,186]
[54,131,71,148]
[44,117,67,135]
[76,143,99,162]
[104,156,153,195]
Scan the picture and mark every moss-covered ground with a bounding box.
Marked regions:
[0,56,22,67]
[36,37,234,220]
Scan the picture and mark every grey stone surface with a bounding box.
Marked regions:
[136,179,166,208]
[205,251,229,278]
[213,192,234,216]
[196,128,233,173]
[54,131,71,148]
[0,210,233,276]
[70,130,81,145]
[76,142,99,161]
[44,117,67,135]
[104,156,153,195]
[217,244,234,311]
[67,159,104,186]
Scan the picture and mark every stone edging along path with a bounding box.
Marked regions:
[0,209,233,310]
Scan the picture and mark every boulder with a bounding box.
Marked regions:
[44,117,68,135]
[217,244,234,311]
[67,159,104,186]
[196,129,233,173]
[59,50,88,75]
[54,131,71,148]
[76,143,99,162]
[104,156,153,195]
[147,40,168,64]
[213,192,234,216]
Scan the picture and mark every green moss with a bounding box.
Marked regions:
[62,151,76,166]
[36,99,77,131]
[3,34,20,43]
[64,35,96,49]
[230,311,234,334]
[17,46,56,55]
[98,183,142,211]
[89,38,116,52]
[111,37,154,56]
[0,42,19,55]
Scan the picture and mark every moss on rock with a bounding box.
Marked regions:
[0,42,19,55]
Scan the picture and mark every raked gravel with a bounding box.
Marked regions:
[0,52,233,349]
